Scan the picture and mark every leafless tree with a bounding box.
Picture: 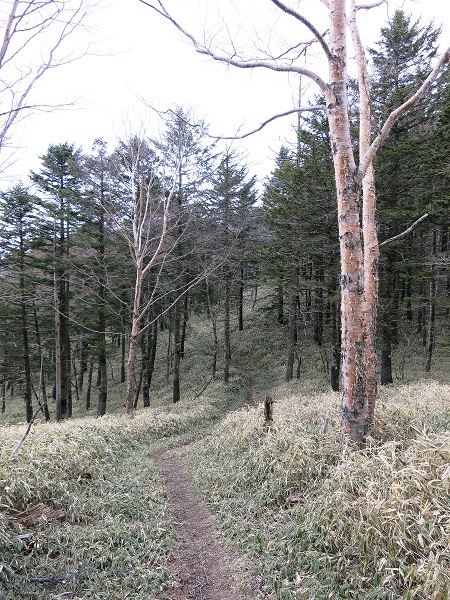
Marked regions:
[107,134,180,415]
[139,0,450,445]
[0,0,91,160]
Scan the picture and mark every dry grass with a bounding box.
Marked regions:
[0,395,227,598]
[186,381,450,599]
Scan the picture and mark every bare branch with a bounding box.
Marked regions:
[269,0,334,62]
[379,214,429,248]
[0,0,91,155]
[358,47,450,182]
[356,0,387,10]
[137,0,329,95]
[210,106,326,140]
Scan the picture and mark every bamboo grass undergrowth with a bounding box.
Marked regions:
[185,381,450,600]
[0,396,228,599]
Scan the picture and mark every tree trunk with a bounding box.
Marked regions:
[125,271,143,415]
[238,267,244,331]
[334,0,379,445]
[223,270,231,384]
[19,249,33,422]
[277,285,284,325]
[285,270,298,383]
[425,265,436,372]
[97,357,108,416]
[180,293,188,358]
[143,318,158,408]
[85,359,93,410]
[330,300,341,392]
[206,279,218,379]
[172,297,182,403]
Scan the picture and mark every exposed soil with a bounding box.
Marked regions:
[153,450,253,600]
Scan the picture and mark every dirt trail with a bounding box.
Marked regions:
[153,450,253,600]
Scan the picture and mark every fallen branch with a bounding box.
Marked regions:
[9,405,43,459]
[190,375,215,403]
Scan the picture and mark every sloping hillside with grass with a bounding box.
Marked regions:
[1,292,450,599]
[184,382,450,599]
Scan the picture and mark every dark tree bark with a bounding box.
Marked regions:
[33,304,50,421]
[172,297,182,403]
[285,267,299,383]
[277,285,284,325]
[223,270,231,384]
[330,300,341,392]
[238,267,244,331]
[85,359,94,411]
[425,265,436,372]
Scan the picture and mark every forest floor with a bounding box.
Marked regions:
[153,446,253,600]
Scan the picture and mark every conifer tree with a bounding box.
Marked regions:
[31,143,83,419]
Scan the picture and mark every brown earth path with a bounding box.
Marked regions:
[153,449,254,600]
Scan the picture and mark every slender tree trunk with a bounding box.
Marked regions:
[172,297,182,403]
[120,331,126,384]
[330,300,341,392]
[277,285,284,325]
[72,357,80,404]
[97,358,107,416]
[206,279,218,379]
[33,304,50,421]
[125,270,143,415]
[85,359,93,410]
[19,246,33,422]
[54,262,62,421]
[238,267,244,331]
[425,265,436,372]
[223,270,231,384]
[180,293,188,358]
[285,268,298,382]
[143,318,158,408]
[76,335,86,397]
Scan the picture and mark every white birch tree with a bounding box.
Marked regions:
[109,135,179,415]
[139,0,450,445]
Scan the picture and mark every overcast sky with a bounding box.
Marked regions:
[1,0,449,189]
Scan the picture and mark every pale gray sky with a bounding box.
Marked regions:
[1,0,449,188]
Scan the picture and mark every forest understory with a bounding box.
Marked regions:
[1,294,450,599]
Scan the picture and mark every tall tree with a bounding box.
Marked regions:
[110,135,178,415]
[0,184,39,421]
[31,142,83,419]
[156,107,214,403]
[371,11,441,384]
[141,0,450,445]
[206,149,257,384]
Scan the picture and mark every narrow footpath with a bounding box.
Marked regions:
[153,450,253,600]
